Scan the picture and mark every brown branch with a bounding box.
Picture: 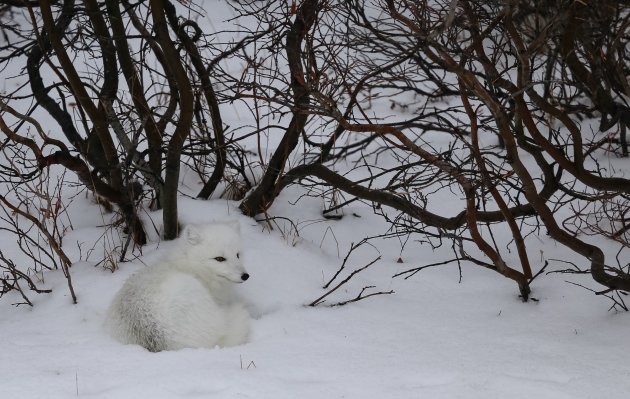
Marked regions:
[0,195,76,304]
[0,251,53,307]
[160,7,227,200]
[239,0,320,216]
[39,0,123,189]
[460,79,533,281]
[149,0,195,239]
[279,163,537,230]
[105,0,163,192]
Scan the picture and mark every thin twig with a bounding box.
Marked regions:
[309,256,381,306]
[329,286,394,307]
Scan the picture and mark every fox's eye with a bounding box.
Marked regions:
[237,253,240,259]
[214,256,226,262]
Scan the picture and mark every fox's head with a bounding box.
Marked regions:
[180,222,249,284]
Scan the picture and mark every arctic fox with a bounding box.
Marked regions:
[105,222,250,352]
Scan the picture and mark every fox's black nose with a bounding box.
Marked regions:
[241,273,250,281]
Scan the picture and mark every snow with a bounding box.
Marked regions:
[2,196,630,398]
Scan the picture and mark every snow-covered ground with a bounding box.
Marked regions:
[2,195,629,399]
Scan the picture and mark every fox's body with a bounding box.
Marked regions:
[105,222,250,352]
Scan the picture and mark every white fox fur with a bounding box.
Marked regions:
[105,222,250,352]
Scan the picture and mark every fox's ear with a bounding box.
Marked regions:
[183,224,203,245]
